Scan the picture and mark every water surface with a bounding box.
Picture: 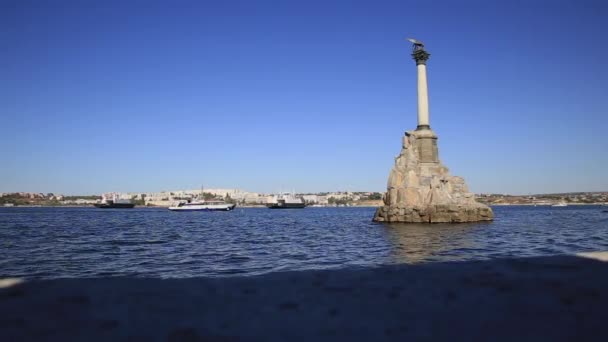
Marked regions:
[1,206,607,279]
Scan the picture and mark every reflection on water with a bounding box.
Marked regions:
[382,222,489,263]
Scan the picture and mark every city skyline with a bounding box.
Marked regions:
[2,1,607,195]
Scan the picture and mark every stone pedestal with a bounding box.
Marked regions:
[414,127,438,163]
[373,129,493,223]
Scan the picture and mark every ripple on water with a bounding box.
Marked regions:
[0,206,607,279]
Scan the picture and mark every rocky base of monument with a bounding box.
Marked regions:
[374,203,493,223]
[373,129,493,223]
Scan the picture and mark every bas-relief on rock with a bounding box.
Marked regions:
[373,130,494,223]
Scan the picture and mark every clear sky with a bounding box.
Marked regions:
[1,0,607,195]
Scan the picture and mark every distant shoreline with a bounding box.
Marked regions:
[3,203,607,209]
[2,204,387,209]
[488,203,608,206]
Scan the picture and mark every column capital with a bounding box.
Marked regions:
[412,49,430,65]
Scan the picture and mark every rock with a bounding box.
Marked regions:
[374,129,493,223]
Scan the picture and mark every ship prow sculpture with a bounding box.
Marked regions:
[373,39,493,223]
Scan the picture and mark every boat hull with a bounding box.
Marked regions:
[94,203,135,209]
[168,204,236,211]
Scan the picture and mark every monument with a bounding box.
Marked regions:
[373,39,494,223]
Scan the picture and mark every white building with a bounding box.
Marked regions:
[302,195,319,203]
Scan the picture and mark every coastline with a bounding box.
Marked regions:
[2,252,607,341]
[488,202,608,206]
[3,203,607,208]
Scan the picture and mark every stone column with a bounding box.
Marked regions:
[413,49,431,130]
[411,49,437,162]
[372,40,494,223]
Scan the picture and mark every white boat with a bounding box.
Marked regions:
[552,202,568,207]
[169,199,236,211]
[169,185,236,211]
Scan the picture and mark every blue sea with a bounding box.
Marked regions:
[1,206,607,279]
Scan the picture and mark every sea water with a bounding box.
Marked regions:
[1,206,607,279]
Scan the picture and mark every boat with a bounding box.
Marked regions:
[552,202,568,207]
[169,185,236,211]
[94,193,135,209]
[168,199,236,211]
[266,192,306,209]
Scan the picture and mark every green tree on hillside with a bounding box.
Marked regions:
[368,192,383,200]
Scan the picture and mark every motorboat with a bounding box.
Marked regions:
[168,199,235,211]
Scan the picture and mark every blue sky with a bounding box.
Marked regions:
[1,0,607,195]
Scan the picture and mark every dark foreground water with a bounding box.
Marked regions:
[1,206,608,279]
